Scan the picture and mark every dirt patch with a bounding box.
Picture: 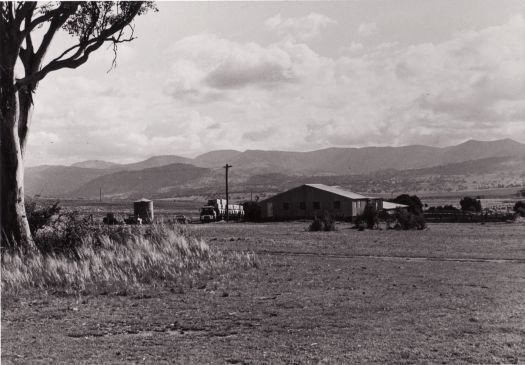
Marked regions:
[2,222,525,364]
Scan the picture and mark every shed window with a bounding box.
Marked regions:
[299,202,306,210]
[333,201,341,209]
[283,202,290,210]
[313,202,320,209]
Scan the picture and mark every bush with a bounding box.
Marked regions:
[513,201,525,217]
[308,212,337,232]
[390,194,423,214]
[25,199,61,235]
[355,204,378,229]
[394,209,426,230]
[34,210,95,257]
[460,196,482,212]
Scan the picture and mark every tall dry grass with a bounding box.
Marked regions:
[1,224,257,294]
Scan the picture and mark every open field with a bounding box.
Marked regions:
[3,222,525,364]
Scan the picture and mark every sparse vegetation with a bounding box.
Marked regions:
[355,204,378,229]
[308,212,337,231]
[1,224,257,294]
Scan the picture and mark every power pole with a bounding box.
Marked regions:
[99,187,102,202]
[224,164,232,221]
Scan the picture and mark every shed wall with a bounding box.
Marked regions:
[260,185,380,221]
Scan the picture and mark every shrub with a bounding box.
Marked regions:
[308,212,336,232]
[394,209,426,230]
[34,210,95,257]
[513,201,525,217]
[460,196,482,212]
[355,204,378,229]
[25,199,61,235]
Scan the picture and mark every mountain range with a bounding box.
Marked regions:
[25,139,525,199]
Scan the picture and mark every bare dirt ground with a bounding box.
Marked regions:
[3,222,525,364]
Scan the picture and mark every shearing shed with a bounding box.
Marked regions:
[260,184,383,221]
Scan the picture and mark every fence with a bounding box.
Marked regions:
[423,211,516,223]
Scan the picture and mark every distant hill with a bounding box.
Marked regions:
[71,160,120,169]
[193,150,242,167]
[26,139,525,198]
[25,165,111,196]
[68,163,210,199]
[119,155,193,171]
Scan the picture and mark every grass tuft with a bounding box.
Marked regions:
[1,224,258,295]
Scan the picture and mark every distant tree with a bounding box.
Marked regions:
[427,205,459,212]
[390,194,423,214]
[355,203,378,229]
[513,201,525,217]
[0,2,155,251]
[459,197,482,212]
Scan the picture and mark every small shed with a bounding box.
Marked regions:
[134,198,154,223]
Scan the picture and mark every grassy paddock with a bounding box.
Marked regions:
[1,224,258,295]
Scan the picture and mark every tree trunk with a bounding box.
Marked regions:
[0,69,35,252]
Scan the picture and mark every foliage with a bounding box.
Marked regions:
[426,205,459,212]
[355,204,378,229]
[24,199,61,236]
[513,201,525,217]
[33,210,95,257]
[242,201,262,222]
[1,224,258,294]
[460,196,482,212]
[390,194,423,214]
[394,209,426,230]
[308,212,337,232]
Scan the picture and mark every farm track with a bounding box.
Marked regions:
[224,249,525,264]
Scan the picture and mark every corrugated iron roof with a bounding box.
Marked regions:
[382,201,408,210]
[305,184,374,200]
[134,198,152,203]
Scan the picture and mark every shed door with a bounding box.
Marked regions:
[267,202,273,218]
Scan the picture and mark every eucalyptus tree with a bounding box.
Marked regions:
[0,2,155,250]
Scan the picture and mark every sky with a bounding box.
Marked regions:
[25,0,525,166]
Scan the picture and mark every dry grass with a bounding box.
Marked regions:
[1,224,257,294]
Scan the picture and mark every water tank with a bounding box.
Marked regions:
[134,198,154,223]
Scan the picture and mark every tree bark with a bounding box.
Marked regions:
[0,63,35,251]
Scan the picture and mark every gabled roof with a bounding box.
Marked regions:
[260,183,376,203]
[305,184,373,200]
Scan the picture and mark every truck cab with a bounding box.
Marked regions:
[200,206,217,223]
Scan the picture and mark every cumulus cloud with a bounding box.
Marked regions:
[26,13,525,166]
[357,22,378,37]
[265,13,336,41]
[164,34,327,99]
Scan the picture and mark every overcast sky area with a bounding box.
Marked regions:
[25,0,525,166]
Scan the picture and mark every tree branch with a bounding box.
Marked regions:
[15,2,144,89]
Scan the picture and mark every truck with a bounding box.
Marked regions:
[200,199,244,222]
